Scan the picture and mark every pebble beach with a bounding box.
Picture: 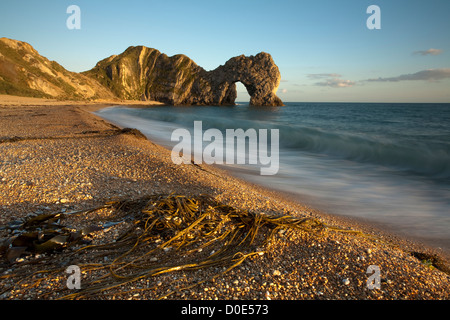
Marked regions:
[0,95,449,301]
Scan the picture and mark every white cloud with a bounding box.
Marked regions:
[367,68,450,82]
[315,78,355,88]
[307,73,341,79]
[281,89,288,93]
[308,73,355,88]
[413,48,443,56]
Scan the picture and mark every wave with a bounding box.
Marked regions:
[279,125,450,180]
[98,106,450,180]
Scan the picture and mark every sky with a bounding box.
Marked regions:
[0,0,449,103]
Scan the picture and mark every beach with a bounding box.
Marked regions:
[0,95,449,300]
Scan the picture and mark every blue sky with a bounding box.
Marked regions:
[1,0,449,102]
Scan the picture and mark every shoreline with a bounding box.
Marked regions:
[222,167,450,260]
[91,103,450,261]
[0,95,449,300]
[221,166,450,256]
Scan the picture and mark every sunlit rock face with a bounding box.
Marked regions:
[205,52,283,106]
[0,37,116,100]
[0,38,283,106]
[85,47,284,106]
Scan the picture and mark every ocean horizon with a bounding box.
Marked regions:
[95,102,450,256]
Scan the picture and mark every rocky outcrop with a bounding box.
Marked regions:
[0,38,116,100]
[83,46,203,104]
[0,38,283,106]
[84,46,284,106]
[205,53,283,106]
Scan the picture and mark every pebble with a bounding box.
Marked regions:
[273,270,281,276]
[0,292,10,299]
[342,278,350,285]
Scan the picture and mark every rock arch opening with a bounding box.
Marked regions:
[85,47,284,106]
[235,81,251,105]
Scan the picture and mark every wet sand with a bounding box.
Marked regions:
[0,95,449,300]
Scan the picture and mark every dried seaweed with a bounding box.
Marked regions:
[61,194,326,299]
[0,205,112,264]
[410,251,450,274]
[0,193,358,300]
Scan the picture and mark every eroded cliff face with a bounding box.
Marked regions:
[0,38,283,106]
[207,52,283,106]
[84,46,284,106]
[84,46,205,104]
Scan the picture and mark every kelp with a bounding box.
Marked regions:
[0,208,109,263]
[0,193,362,300]
[63,194,327,299]
[410,251,450,274]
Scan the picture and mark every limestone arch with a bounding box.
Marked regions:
[235,81,251,104]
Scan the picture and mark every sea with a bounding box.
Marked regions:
[95,102,450,255]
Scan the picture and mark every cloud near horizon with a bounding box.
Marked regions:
[413,48,443,56]
[308,73,355,88]
[366,68,450,82]
[307,73,342,79]
[315,78,356,88]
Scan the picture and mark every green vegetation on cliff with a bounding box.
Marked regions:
[0,38,115,100]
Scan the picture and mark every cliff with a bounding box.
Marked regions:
[84,46,283,106]
[0,38,116,100]
[0,38,283,106]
